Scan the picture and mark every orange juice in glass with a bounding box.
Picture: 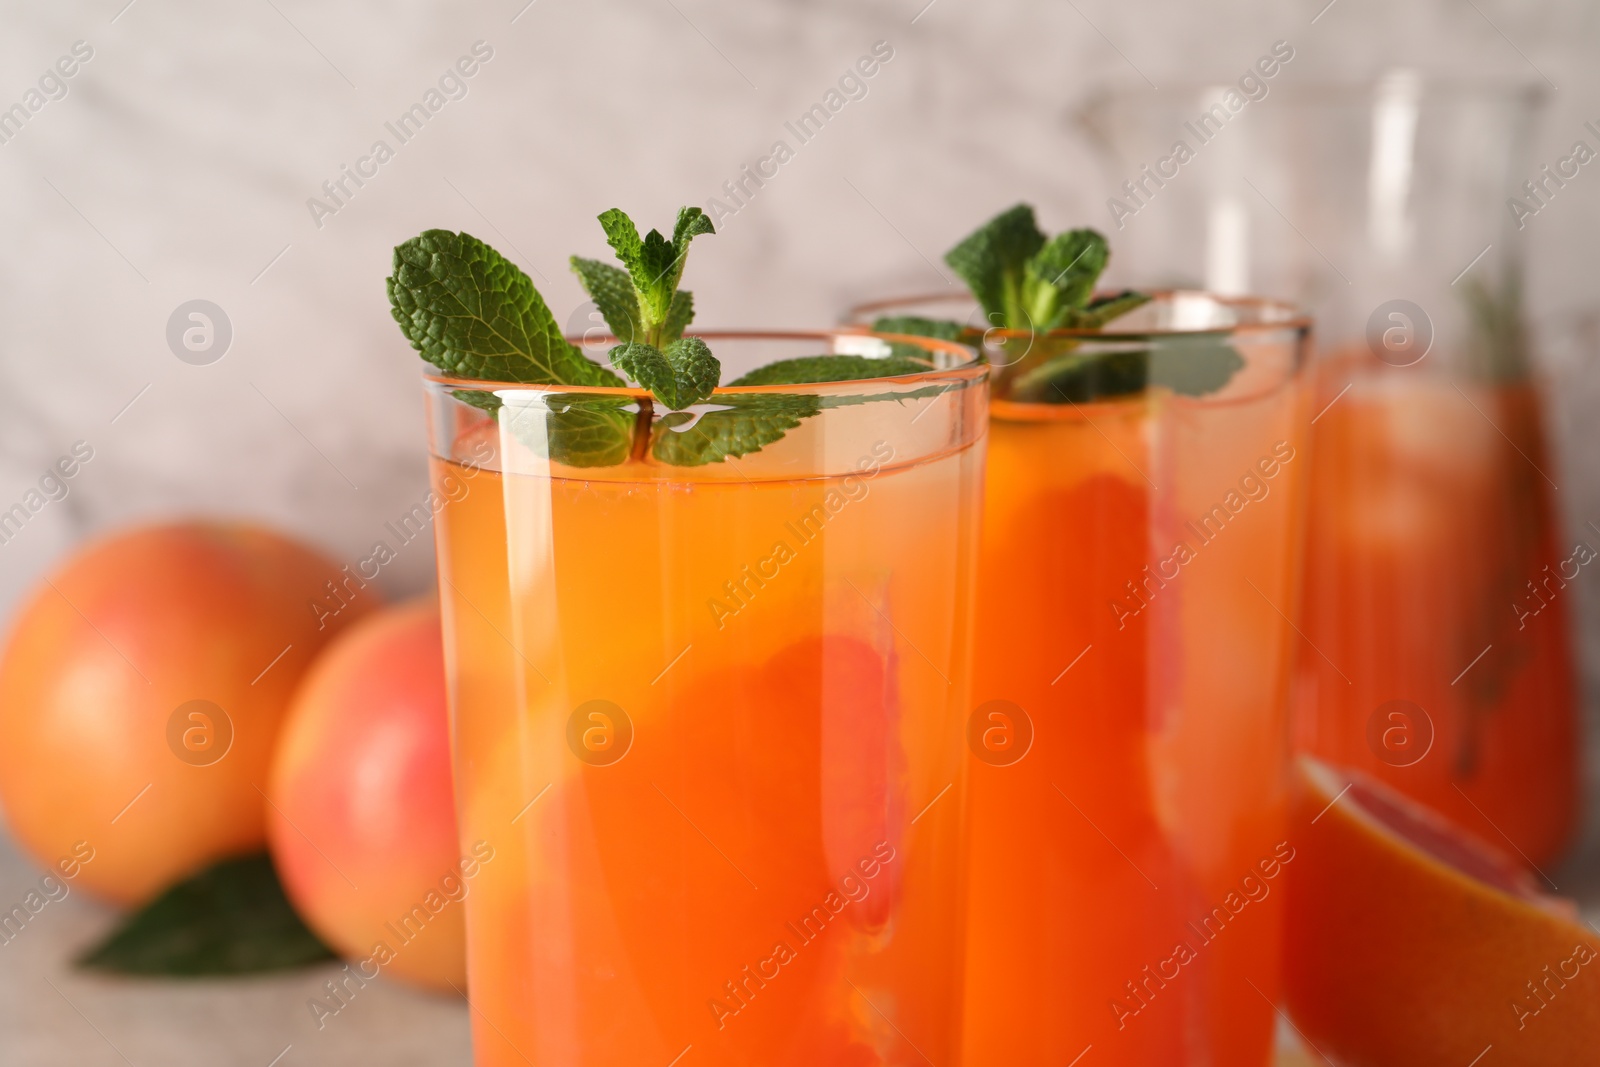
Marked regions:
[424,330,987,1067]
[854,292,1309,1066]
[1295,349,1579,865]
[1084,78,1581,866]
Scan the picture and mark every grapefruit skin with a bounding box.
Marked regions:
[268,600,465,990]
[1284,758,1600,1066]
[0,522,375,906]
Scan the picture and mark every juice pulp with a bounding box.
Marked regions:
[963,384,1306,1066]
[1296,361,1579,864]
[431,419,983,1067]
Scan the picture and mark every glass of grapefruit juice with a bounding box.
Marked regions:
[852,291,1310,1066]
[1295,349,1579,865]
[1083,78,1581,866]
[424,330,987,1067]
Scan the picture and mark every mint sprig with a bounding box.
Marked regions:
[580,206,721,411]
[881,203,1244,404]
[390,207,963,468]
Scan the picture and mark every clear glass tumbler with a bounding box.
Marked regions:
[1086,78,1581,865]
[850,293,1310,1066]
[423,331,987,1067]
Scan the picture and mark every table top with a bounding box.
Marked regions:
[4,821,1597,1066]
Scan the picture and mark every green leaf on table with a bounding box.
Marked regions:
[76,853,335,976]
[728,354,930,386]
[611,337,720,410]
[652,394,821,467]
[388,229,621,387]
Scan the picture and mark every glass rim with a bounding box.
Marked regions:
[420,328,987,397]
[846,289,1313,340]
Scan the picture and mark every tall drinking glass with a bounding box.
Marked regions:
[423,331,987,1067]
[850,293,1310,1065]
[1085,78,1580,864]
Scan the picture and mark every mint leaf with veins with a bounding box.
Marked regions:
[531,395,636,467]
[652,394,819,467]
[663,289,695,344]
[388,230,620,387]
[611,338,720,410]
[598,206,713,339]
[729,354,930,386]
[569,257,641,343]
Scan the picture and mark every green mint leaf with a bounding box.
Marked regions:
[944,203,1046,326]
[635,229,681,324]
[672,206,715,262]
[642,207,714,323]
[1008,336,1244,403]
[388,229,621,387]
[76,854,335,976]
[610,338,720,410]
[596,207,713,343]
[663,289,695,344]
[1072,289,1152,329]
[1149,337,1245,396]
[464,392,634,468]
[598,209,644,279]
[729,354,930,386]
[870,316,971,343]
[1025,229,1109,328]
[652,394,820,466]
[1009,347,1147,404]
[451,388,503,414]
[570,257,641,343]
[536,395,636,467]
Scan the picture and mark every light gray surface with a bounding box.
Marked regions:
[2,0,1599,1063]
[0,830,470,1065]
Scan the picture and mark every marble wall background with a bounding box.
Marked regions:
[0,0,1596,705]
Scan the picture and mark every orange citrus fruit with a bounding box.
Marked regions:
[1284,755,1599,1065]
[0,522,377,905]
[268,600,465,990]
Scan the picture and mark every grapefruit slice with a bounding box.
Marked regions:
[1284,756,1599,1066]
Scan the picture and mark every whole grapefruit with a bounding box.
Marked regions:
[267,600,466,990]
[0,521,376,905]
